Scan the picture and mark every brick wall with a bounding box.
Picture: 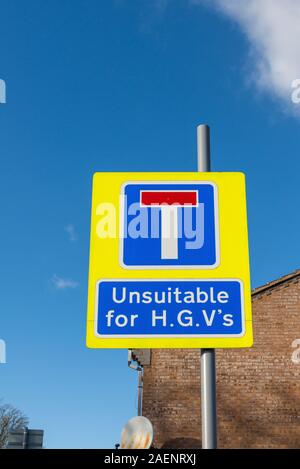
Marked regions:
[142,275,300,448]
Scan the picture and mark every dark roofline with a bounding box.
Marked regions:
[252,269,300,297]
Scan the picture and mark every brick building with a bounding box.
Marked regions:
[132,270,300,448]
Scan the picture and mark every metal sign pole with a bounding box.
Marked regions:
[23,427,27,449]
[137,367,143,416]
[197,124,217,449]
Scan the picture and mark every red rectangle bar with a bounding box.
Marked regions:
[140,191,198,206]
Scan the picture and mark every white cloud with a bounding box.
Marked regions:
[52,274,79,290]
[194,0,300,105]
[65,224,77,242]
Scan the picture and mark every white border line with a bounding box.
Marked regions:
[119,181,220,270]
[94,278,245,339]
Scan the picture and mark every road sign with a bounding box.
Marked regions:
[120,183,218,268]
[86,172,253,349]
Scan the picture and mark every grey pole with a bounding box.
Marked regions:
[23,427,28,449]
[197,125,211,172]
[197,124,217,449]
[137,367,143,416]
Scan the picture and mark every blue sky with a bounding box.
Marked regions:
[0,0,299,448]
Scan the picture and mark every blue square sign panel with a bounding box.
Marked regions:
[120,182,219,268]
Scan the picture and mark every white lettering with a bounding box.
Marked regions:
[218,291,229,303]
[223,314,234,327]
[202,309,216,326]
[152,309,167,327]
[106,310,115,326]
[177,309,193,327]
[115,314,128,327]
[111,286,231,305]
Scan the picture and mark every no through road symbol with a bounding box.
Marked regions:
[140,189,198,260]
[120,182,219,269]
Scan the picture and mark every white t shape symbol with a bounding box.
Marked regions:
[140,190,198,260]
